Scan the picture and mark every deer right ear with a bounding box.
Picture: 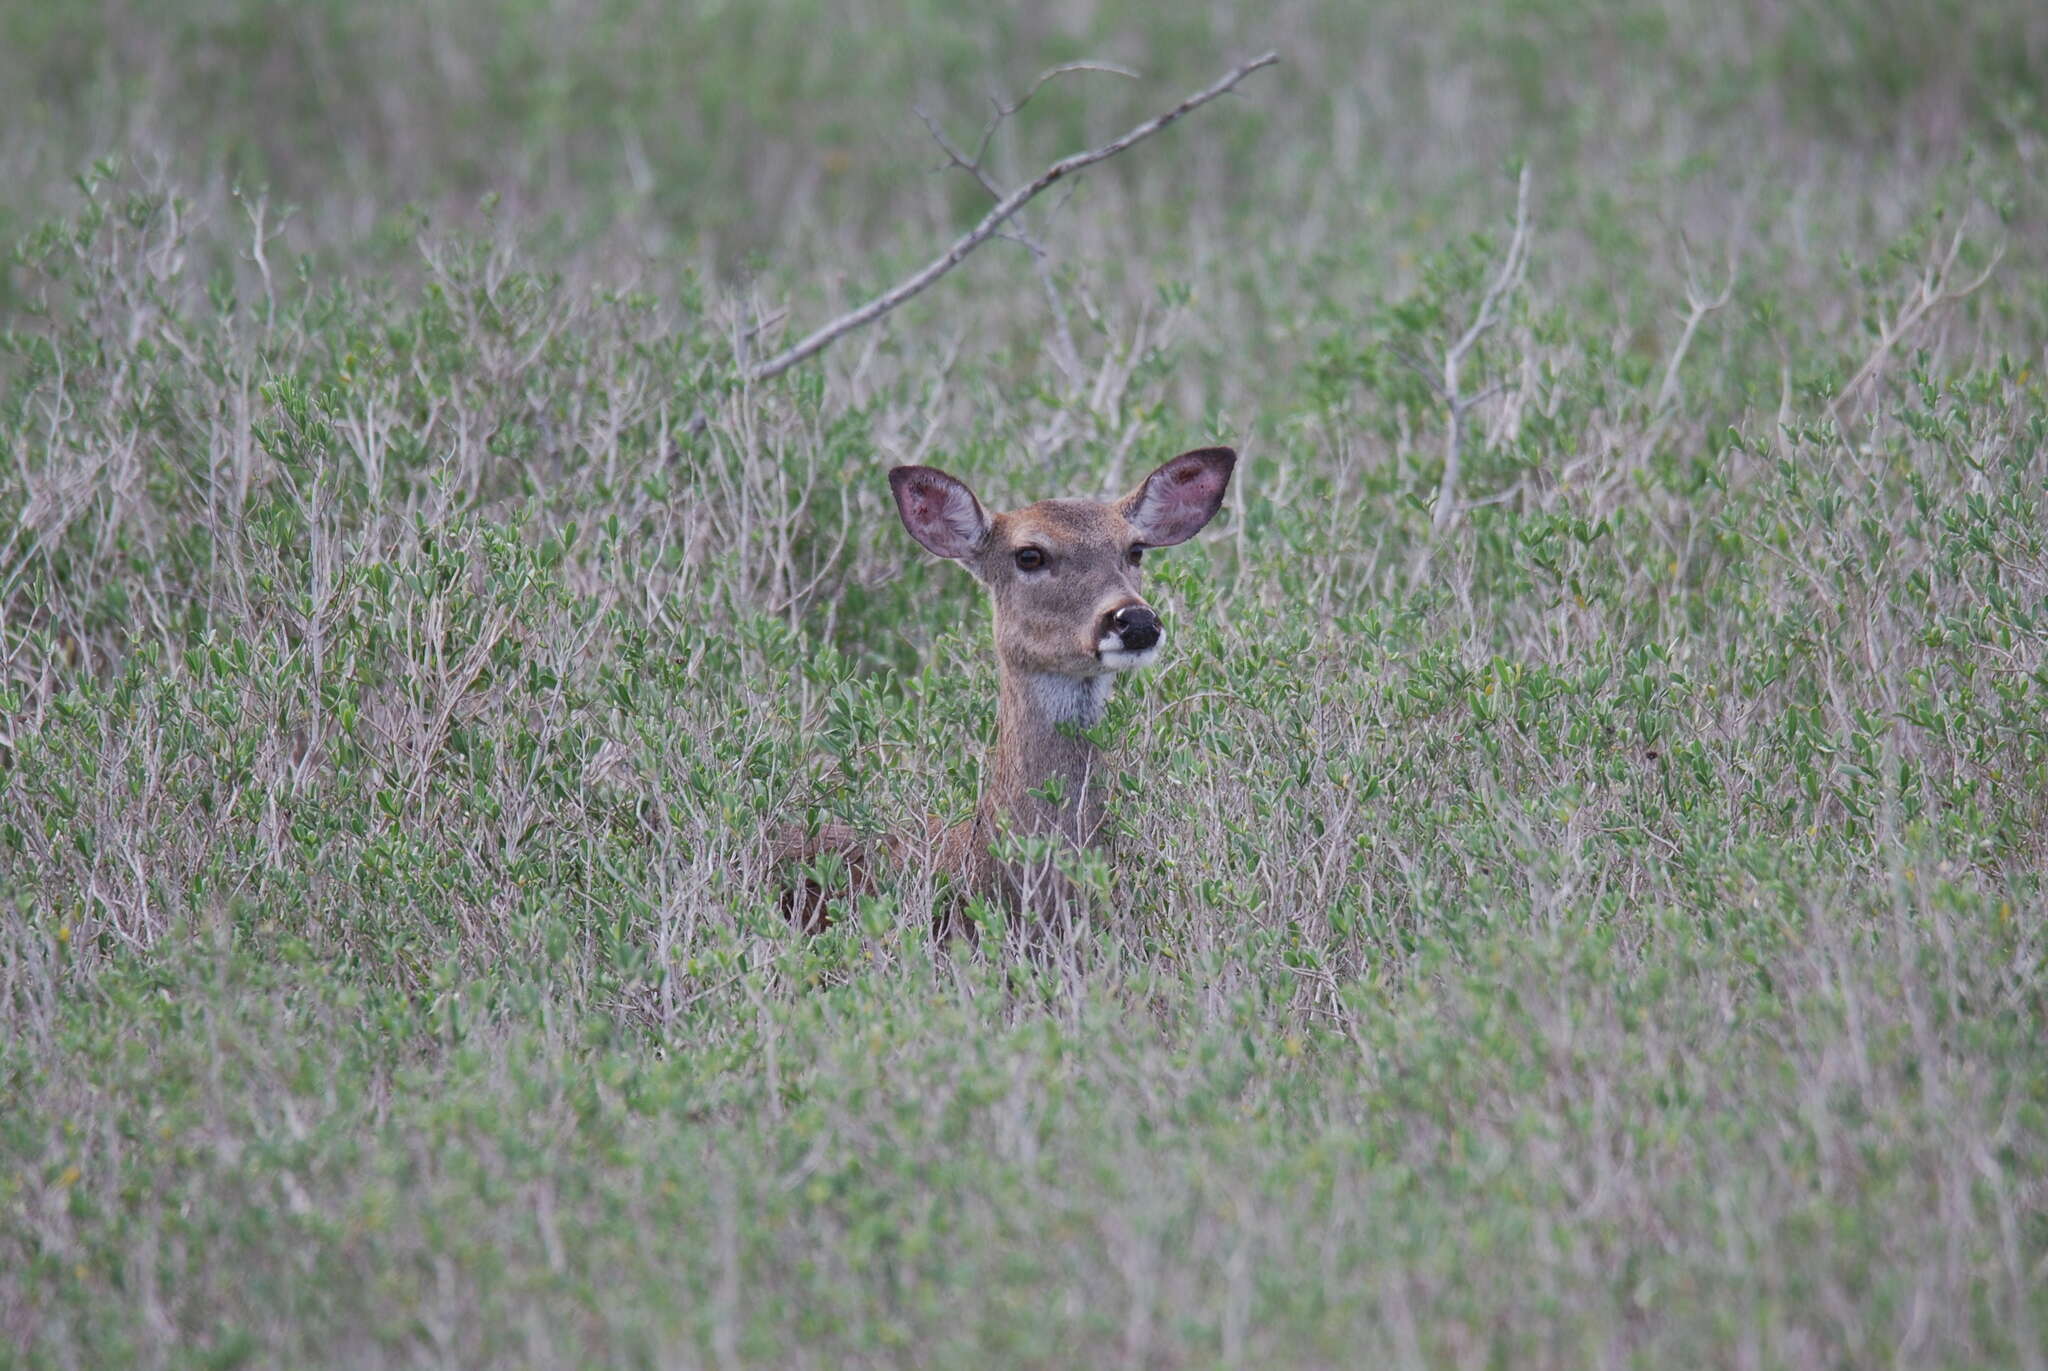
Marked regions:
[889,466,990,561]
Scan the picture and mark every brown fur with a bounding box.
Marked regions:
[778,448,1235,933]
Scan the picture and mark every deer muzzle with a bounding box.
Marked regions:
[1097,603,1164,669]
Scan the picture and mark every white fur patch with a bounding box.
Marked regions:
[1030,673,1115,727]
[1098,643,1162,672]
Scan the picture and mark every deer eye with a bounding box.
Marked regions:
[1126,545,1145,567]
[1014,547,1046,572]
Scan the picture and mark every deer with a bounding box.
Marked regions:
[778,446,1237,936]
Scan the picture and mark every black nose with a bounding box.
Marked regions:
[1112,604,1161,652]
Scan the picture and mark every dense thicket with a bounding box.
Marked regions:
[3,2,2045,1365]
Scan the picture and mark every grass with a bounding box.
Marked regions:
[2,0,2047,1366]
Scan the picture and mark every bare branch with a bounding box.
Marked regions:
[1432,164,1533,535]
[928,63,1140,391]
[1006,60,1141,117]
[1631,241,1739,465]
[746,51,1279,384]
[1651,246,1738,418]
[913,105,1004,201]
[1443,164,1534,381]
[1831,223,2004,418]
[1385,344,1448,400]
[1458,377,1511,413]
[1030,252,1086,392]
[963,61,1144,171]
[917,75,1094,387]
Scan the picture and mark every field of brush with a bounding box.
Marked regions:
[3,3,2046,1367]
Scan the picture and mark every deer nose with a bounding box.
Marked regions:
[1110,604,1161,652]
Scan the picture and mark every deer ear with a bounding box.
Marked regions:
[889,466,990,560]
[1120,447,1236,547]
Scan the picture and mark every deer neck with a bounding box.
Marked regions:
[981,666,1114,850]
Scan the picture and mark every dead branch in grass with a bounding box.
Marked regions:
[745,52,1280,384]
[1831,220,2004,421]
[1635,239,1738,462]
[913,61,1137,393]
[1430,164,1533,536]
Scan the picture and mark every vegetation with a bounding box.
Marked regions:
[3,1,2045,1365]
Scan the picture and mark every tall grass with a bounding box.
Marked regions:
[3,1,2046,1366]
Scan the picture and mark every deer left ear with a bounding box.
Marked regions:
[1120,447,1236,547]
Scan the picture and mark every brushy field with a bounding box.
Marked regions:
[3,2,2047,1367]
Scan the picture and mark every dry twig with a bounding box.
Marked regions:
[1635,240,1738,462]
[1831,222,2003,420]
[912,61,1136,391]
[746,52,1280,384]
[1651,242,1738,418]
[1431,164,1533,535]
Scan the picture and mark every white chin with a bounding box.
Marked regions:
[1098,644,1162,673]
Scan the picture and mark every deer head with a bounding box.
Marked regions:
[888,448,1236,694]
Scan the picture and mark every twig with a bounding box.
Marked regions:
[1634,240,1738,463]
[1651,243,1738,418]
[746,52,1280,383]
[920,60,1140,199]
[1431,164,1532,535]
[1001,61,1141,119]
[1830,223,2003,419]
[914,64,1111,388]
[236,188,290,328]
